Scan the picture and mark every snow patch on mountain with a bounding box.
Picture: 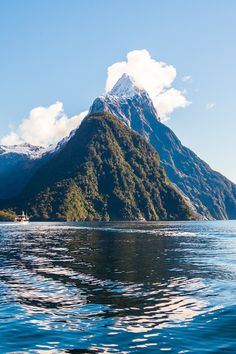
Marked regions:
[90,73,160,137]
[109,74,142,98]
[0,143,46,159]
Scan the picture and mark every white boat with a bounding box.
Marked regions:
[14,211,29,224]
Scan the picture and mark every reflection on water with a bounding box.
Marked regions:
[0,221,235,353]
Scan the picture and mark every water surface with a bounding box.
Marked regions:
[0,220,235,353]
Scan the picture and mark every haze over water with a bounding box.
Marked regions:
[0,221,235,353]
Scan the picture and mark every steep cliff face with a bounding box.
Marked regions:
[90,74,236,220]
[9,113,195,221]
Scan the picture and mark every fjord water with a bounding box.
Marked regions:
[0,221,235,353]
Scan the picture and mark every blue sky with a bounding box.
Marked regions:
[0,0,235,182]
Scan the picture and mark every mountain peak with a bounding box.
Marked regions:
[108,73,142,98]
[90,73,160,128]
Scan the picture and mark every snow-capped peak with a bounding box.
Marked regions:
[0,143,46,159]
[108,73,142,98]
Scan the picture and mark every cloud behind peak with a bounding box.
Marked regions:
[105,49,190,120]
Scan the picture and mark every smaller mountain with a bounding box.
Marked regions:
[0,127,81,199]
[0,143,46,199]
[0,142,45,158]
[8,113,195,221]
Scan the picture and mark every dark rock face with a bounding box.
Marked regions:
[90,74,236,220]
[9,113,195,221]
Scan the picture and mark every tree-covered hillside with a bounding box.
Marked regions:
[6,113,195,221]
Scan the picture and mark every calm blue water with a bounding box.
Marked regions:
[0,221,235,353]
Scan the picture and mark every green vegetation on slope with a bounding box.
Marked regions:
[11,113,195,221]
[0,209,16,221]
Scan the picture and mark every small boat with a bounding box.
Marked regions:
[14,211,29,225]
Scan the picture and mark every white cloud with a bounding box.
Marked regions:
[1,132,22,146]
[182,75,192,82]
[1,102,88,147]
[206,102,215,110]
[1,50,191,147]
[105,49,190,120]
[156,88,190,119]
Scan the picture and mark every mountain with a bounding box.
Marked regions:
[0,143,46,199]
[90,74,236,220]
[7,113,195,221]
[0,130,78,199]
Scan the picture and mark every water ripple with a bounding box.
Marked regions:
[0,220,235,353]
